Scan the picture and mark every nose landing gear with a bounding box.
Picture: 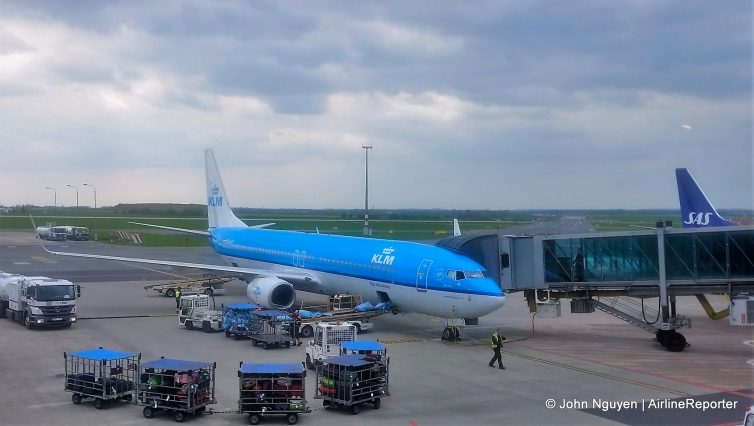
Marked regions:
[441,326,460,341]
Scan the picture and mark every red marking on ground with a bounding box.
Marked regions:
[409,422,418,426]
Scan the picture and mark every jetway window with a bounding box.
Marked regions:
[544,235,658,283]
[729,232,754,277]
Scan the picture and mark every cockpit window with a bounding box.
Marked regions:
[446,270,466,281]
[465,270,484,279]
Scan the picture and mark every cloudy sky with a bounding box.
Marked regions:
[0,1,751,210]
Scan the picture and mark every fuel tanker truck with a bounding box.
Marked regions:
[0,272,79,329]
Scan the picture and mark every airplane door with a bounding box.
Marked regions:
[416,259,433,292]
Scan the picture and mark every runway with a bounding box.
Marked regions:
[0,231,751,425]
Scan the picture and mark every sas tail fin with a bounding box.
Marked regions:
[675,168,735,228]
[205,149,247,229]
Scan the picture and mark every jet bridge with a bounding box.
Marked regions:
[441,225,754,352]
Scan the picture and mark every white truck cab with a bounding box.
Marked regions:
[304,322,357,370]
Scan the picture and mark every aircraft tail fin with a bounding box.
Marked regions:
[675,168,735,228]
[453,219,461,236]
[205,149,247,229]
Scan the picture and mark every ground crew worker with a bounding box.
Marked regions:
[290,311,302,346]
[489,328,506,369]
[175,289,182,310]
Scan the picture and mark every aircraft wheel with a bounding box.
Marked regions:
[452,327,460,340]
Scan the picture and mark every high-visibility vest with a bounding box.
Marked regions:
[175,290,181,298]
[491,333,501,348]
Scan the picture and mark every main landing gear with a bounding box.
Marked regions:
[441,326,460,341]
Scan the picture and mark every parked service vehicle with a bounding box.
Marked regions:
[0,272,79,329]
[144,276,231,298]
[294,294,386,338]
[305,322,358,370]
[36,225,68,241]
[178,295,224,332]
[64,226,90,241]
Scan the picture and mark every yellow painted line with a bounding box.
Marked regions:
[31,256,57,264]
[381,338,422,344]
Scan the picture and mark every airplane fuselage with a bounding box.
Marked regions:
[209,227,506,318]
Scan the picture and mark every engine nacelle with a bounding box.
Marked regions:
[246,277,296,310]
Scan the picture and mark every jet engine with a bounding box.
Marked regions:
[246,277,296,310]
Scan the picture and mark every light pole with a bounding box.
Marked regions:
[83,183,97,240]
[362,144,373,236]
[44,187,56,207]
[66,184,79,208]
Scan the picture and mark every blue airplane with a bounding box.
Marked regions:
[675,168,736,228]
[44,149,506,340]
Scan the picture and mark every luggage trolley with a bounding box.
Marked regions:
[64,347,140,409]
[238,362,311,425]
[314,353,389,415]
[248,309,294,349]
[340,341,387,360]
[137,357,217,422]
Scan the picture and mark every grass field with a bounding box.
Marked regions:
[0,208,686,247]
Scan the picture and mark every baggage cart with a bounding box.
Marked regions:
[340,341,386,361]
[314,354,389,415]
[238,362,311,425]
[224,303,261,339]
[137,357,216,422]
[247,309,294,349]
[64,347,140,409]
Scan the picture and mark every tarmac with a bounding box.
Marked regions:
[0,230,752,426]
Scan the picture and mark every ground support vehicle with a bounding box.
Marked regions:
[248,310,294,349]
[304,322,357,370]
[64,226,90,241]
[36,225,67,241]
[137,357,217,422]
[224,303,261,339]
[64,347,140,409]
[314,354,389,415]
[178,295,224,332]
[340,341,387,360]
[144,276,232,298]
[238,362,311,425]
[295,295,387,338]
[0,272,79,329]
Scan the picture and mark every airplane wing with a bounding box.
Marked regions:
[128,222,210,236]
[127,221,277,235]
[40,244,319,285]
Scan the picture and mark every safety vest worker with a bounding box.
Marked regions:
[175,289,182,309]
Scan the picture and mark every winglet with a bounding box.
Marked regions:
[453,219,461,236]
[675,168,735,228]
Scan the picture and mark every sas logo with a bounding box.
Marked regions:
[208,184,223,206]
[372,247,396,266]
[684,212,712,226]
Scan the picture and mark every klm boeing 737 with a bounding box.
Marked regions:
[675,168,736,228]
[44,149,506,340]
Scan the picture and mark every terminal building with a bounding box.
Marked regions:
[439,223,754,352]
